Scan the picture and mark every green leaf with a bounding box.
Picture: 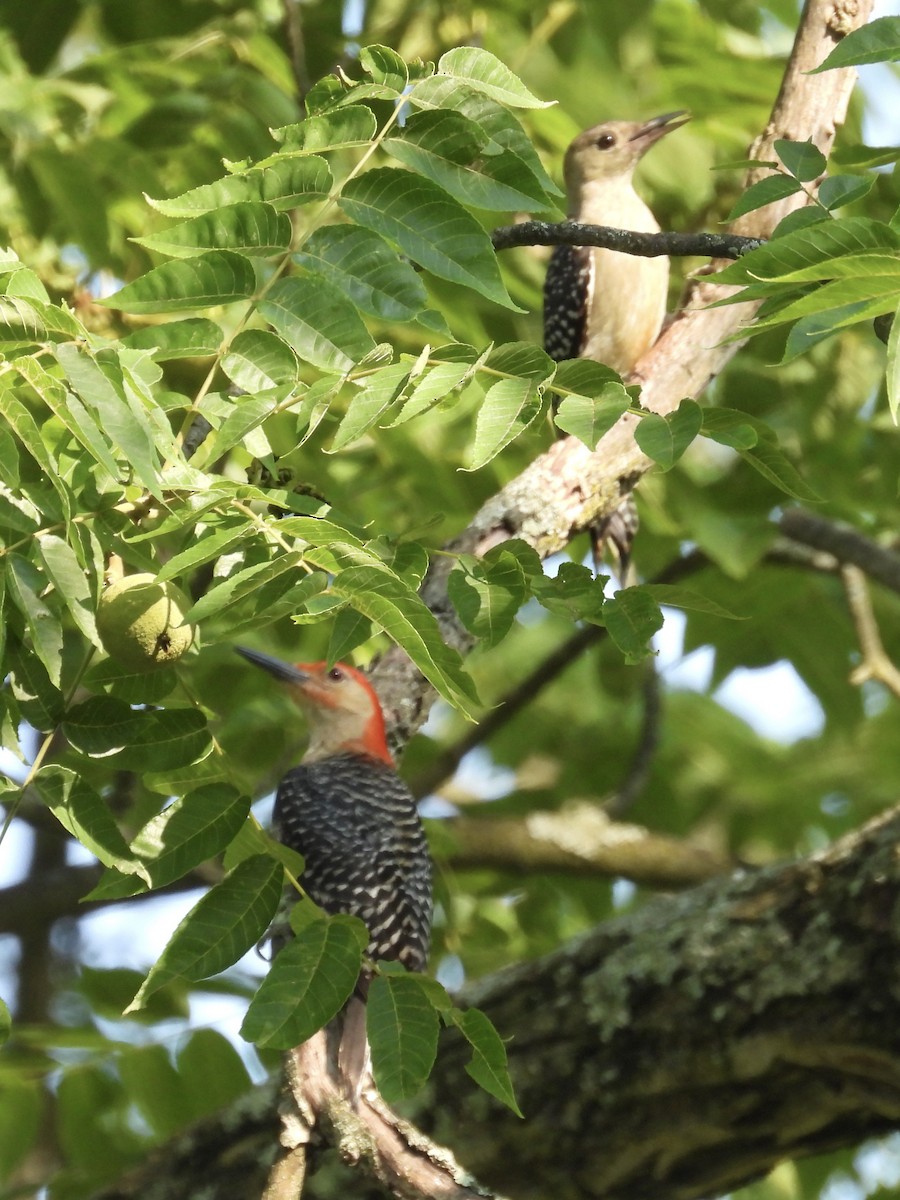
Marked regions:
[887,299,900,423]
[240,915,367,1049]
[811,15,900,72]
[360,44,409,91]
[603,587,665,664]
[330,362,412,450]
[147,158,332,216]
[273,105,376,152]
[448,550,526,646]
[385,109,554,212]
[126,855,283,1011]
[102,251,258,314]
[36,532,100,646]
[554,385,631,448]
[700,408,759,451]
[466,377,543,470]
[63,698,211,771]
[327,563,479,717]
[123,317,223,360]
[409,75,561,200]
[437,47,553,109]
[258,274,376,373]
[817,174,875,211]
[134,203,292,259]
[739,441,821,501]
[532,561,606,623]
[185,552,305,623]
[750,275,899,330]
[643,585,743,620]
[368,973,440,1102]
[17,356,122,482]
[86,785,250,900]
[177,1029,253,1119]
[451,1007,522,1116]
[715,218,900,286]
[194,388,292,465]
[339,168,521,311]
[0,996,11,1047]
[634,399,703,470]
[294,225,429,322]
[0,380,72,515]
[58,343,173,495]
[775,139,826,182]
[726,174,804,221]
[0,1077,40,1179]
[6,553,64,686]
[34,765,150,883]
[389,347,485,425]
[221,330,299,390]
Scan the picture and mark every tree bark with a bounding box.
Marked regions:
[94,800,900,1200]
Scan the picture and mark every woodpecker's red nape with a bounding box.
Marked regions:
[235,647,393,765]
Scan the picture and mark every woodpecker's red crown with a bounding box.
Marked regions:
[236,647,392,765]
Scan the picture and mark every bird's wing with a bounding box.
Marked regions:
[274,759,432,972]
[543,242,593,362]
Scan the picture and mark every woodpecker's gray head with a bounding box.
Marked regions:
[563,110,690,193]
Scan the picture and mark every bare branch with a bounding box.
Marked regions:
[842,565,900,698]
[780,508,900,595]
[491,221,764,259]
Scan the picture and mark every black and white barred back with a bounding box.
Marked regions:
[543,242,638,576]
[274,752,432,973]
[543,243,593,363]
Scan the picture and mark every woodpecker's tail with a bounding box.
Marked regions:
[590,494,639,582]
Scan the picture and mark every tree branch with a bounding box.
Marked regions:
[445,806,729,887]
[491,221,764,259]
[841,565,900,698]
[779,508,900,595]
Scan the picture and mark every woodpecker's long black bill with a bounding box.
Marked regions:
[629,110,691,145]
[235,645,310,685]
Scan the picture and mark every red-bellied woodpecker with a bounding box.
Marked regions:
[236,646,432,975]
[544,111,689,570]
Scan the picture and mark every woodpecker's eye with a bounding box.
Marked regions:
[328,666,345,682]
[596,133,616,150]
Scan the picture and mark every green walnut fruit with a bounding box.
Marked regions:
[97,573,195,672]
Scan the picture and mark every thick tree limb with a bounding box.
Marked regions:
[424,800,900,1200]
[446,806,729,887]
[93,797,900,1200]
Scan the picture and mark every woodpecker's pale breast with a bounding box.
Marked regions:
[576,182,668,373]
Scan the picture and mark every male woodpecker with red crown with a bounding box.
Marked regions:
[236,646,432,1092]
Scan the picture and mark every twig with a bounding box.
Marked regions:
[841,565,900,699]
[491,220,764,259]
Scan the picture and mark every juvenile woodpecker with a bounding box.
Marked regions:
[544,111,689,568]
[236,646,432,976]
